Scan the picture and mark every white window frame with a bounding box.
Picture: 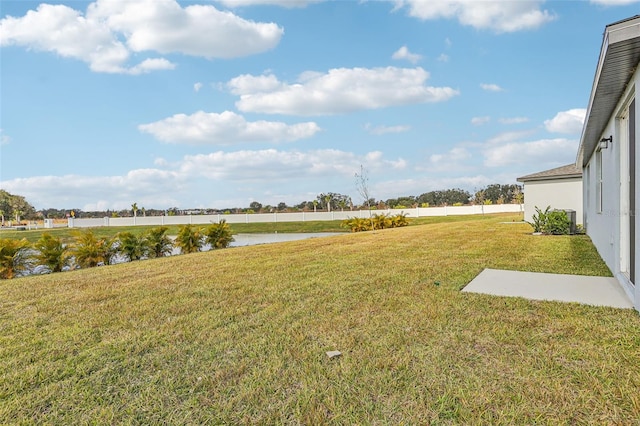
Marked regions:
[596,149,603,214]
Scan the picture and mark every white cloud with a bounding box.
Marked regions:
[471,116,490,126]
[138,111,321,144]
[127,58,176,75]
[1,148,405,209]
[216,0,324,8]
[398,0,556,33]
[0,129,10,145]
[0,169,185,211]
[392,46,422,64]
[590,0,640,5]
[483,138,578,167]
[89,0,283,59]
[437,53,450,62]
[480,83,503,92]
[179,149,405,181]
[544,108,586,134]
[228,67,460,116]
[0,0,283,74]
[499,117,529,124]
[194,82,203,92]
[364,123,411,135]
[487,130,536,144]
[429,147,472,171]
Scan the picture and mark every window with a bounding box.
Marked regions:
[596,149,603,213]
[585,164,590,210]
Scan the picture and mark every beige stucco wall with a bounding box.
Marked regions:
[523,177,583,225]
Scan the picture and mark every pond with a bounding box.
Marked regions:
[229,232,344,247]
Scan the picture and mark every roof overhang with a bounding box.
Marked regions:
[578,15,640,167]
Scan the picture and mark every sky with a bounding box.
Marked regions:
[1,0,639,211]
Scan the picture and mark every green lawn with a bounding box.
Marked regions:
[1,214,638,424]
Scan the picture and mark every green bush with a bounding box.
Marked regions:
[116,232,149,261]
[71,230,117,268]
[544,210,571,235]
[527,206,550,233]
[175,225,203,254]
[341,213,410,232]
[0,238,32,279]
[527,206,571,235]
[204,220,234,249]
[33,233,69,273]
[146,226,174,258]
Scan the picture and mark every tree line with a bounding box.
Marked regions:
[0,184,523,222]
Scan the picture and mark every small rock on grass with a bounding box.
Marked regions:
[326,350,342,359]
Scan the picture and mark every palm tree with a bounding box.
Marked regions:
[204,220,234,250]
[145,226,173,258]
[98,236,118,265]
[116,232,149,261]
[33,233,69,273]
[131,203,139,218]
[71,230,117,268]
[174,225,203,254]
[0,238,32,279]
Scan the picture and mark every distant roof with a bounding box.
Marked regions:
[517,163,582,182]
[578,15,640,167]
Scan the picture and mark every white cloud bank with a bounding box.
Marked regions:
[0,0,283,74]
[544,108,586,134]
[484,138,578,167]
[217,0,323,8]
[1,149,406,209]
[397,0,556,32]
[228,67,460,116]
[138,111,321,145]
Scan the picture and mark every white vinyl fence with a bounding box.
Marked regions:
[67,204,523,228]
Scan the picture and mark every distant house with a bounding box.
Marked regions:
[578,15,639,310]
[517,163,583,226]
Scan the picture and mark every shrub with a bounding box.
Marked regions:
[0,238,33,279]
[341,217,370,232]
[175,225,203,254]
[544,210,571,235]
[341,213,410,233]
[389,212,409,228]
[146,226,173,258]
[527,206,550,233]
[116,232,149,261]
[33,233,69,273]
[204,220,234,249]
[527,206,571,235]
[71,230,117,268]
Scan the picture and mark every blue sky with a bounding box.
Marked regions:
[1,0,639,211]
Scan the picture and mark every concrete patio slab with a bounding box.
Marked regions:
[462,269,633,309]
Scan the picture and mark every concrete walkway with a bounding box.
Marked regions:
[463,269,633,309]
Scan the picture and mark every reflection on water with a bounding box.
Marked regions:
[230,232,344,247]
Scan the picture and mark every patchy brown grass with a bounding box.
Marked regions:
[1,214,638,424]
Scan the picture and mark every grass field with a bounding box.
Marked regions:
[1,214,638,424]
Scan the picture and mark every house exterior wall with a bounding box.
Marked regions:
[583,68,639,309]
[523,178,583,225]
